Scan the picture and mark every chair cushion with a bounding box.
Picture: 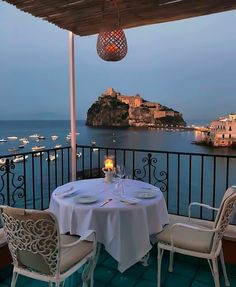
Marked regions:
[156,219,214,253]
[60,235,93,273]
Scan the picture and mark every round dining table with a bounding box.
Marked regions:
[49,178,169,272]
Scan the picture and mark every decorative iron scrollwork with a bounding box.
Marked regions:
[134,153,167,193]
[0,159,25,206]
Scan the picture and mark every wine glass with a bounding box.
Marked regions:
[116,165,126,196]
[116,165,126,179]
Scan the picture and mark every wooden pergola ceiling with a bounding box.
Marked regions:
[3,0,236,36]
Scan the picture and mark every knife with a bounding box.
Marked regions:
[99,198,112,207]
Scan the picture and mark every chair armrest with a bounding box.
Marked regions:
[61,230,96,249]
[170,222,218,249]
[188,202,219,220]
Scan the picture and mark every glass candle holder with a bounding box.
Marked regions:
[102,168,114,183]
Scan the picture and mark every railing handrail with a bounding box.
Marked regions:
[1,144,236,159]
[0,146,71,158]
[77,144,236,158]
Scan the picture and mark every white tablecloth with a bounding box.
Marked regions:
[49,178,169,272]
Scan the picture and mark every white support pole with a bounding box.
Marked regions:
[69,31,77,181]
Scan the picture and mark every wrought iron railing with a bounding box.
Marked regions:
[0,145,236,223]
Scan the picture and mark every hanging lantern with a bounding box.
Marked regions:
[97,29,128,61]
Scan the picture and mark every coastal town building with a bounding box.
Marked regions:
[205,114,236,147]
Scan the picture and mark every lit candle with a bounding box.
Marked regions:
[104,158,114,171]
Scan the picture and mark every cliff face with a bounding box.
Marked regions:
[155,115,186,126]
[86,89,186,128]
[86,96,129,127]
[129,106,154,126]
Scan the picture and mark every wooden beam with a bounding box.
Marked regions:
[3,0,236,36]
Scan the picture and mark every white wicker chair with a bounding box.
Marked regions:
[156,186,236,287]
[0,206,98,287]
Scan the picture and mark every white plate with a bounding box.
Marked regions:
[75,195,98,204]
[136,190,156,199]
[119,197,140,205]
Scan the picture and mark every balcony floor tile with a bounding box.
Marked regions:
[1,248,236,287]
[190,280,214,287]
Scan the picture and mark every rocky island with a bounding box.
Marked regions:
[86,88,186,128]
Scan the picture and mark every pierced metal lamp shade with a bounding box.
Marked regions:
[97,29,128,61]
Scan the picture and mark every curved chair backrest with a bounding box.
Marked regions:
[214,186,236,227]
[0,206,60,276]
[212,186,236,251]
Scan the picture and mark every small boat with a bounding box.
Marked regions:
[76,152,82,158]
[54,144,62,149]
[0,139,7,143]
[7,136,18,140]
[22,139,29,145]
[46,154,58,162]
[38,135,46,140]
[0,158,6,165]
[33,152,44,157]
[91,141,98,152]
[19,137,29,142]
[13,155,28,163]
[18,145,25,149]
[29,134,40,139]
[51,135,59,141]
[32,146,45,152]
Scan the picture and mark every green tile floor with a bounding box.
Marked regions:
[0,247,236,287]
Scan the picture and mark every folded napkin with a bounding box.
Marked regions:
[119,196,140,205]
[54,186,76,197]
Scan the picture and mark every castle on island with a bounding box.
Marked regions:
[100,88,183,127]
[87,88,186,128]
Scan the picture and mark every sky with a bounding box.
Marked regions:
[0,2,236,124]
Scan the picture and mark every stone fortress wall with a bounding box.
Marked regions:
[103,87,182,120]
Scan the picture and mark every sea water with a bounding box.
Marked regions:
[0,120,236,155]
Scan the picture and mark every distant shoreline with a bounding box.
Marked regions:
[0,119,210,126]
[87,124,194,131]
